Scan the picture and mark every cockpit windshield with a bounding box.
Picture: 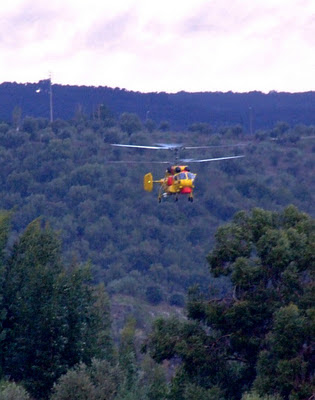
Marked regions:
[175,172,196,180]
[187,172,196,180]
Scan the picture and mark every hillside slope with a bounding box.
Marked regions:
[0,115,314,307]
[0,81,314,130]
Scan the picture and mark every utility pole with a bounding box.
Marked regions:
[49,72,53,123]
[249,107,253,135]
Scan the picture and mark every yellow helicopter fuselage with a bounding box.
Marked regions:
[144,166,196,202]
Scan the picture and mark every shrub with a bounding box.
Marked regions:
[169,293,185,307]
[0,381,31,400]
[146,286,163,305]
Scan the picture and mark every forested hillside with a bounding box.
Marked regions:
[146,206,314,400]
[0,105,314,398]
[0,111,314,323]
[0,81,315,130]
[0,206,313,399]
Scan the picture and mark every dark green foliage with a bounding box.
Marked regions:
[11,106,22,130]
[0,107,313,398]
[0,380,31,400]
[241,393,281,400]
[1,83,315,130]
[188,122,213,135]
[147,317,238,399]
[272,121,290,137]
[23,116,39,135]
[169,293,185,307]
[119,113,142,135]
[254,304,313,400]
[183,384,225,400]
[138,355,168,400]
[51,359,123,400]
[116,319,169,400]
[0,123,9,134]
[98,104,116,126]
[158,120,170,131]
[146,286,163,305]
[146,206,314,400]
[0,211,10,261]
[52,364,96,400]
[0,114,313,307]
[52,354,168,400]
[0,216,113,399]
[144,118,156,132]
[118,318,138,389]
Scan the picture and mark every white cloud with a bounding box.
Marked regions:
[0,0,314,92]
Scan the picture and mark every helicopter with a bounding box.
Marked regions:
[109,142,245,202]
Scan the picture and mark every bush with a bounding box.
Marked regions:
[51,364,94,400]
[0,123,9,133]
[119,113,142,135]
[146,286,163,305]
[241,391,281,400]
[52,360,122,400]
[0,381,31,400]
[169,293,185,307]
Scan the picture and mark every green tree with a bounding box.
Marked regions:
[51,363,95,400]
[94,104,116,127]
[12,106,22,130]
[241,392,281,400]
[146,206,314,400]
[158,120,169,131]
[118,317,138,390]
[145,286,163,305]
[0,123,9,134]
[188,122,213,135]
[91,283,114,362]
[254,304,313,400]
[0,212,11,368]
[23,116,39,135]
[119,113,142,135]
[52,359,123,400]
[144,118,156,132]
[0,216,113,399]
[0,380,31,400]
[139,354,168,400]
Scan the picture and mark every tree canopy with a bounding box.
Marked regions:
[146,206,314,400]
[0,113,313,316]
[0,212,113,398]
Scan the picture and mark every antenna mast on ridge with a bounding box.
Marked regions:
[49,72,53,123]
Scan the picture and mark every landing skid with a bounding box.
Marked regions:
[157,193,194,203]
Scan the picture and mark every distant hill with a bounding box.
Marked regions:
[0,81,314,131]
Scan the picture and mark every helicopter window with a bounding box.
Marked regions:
[187,173,196,180]
[178,172,186,179]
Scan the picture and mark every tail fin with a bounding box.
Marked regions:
[144,173,153,192]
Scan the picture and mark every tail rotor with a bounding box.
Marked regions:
[144,173,154,192]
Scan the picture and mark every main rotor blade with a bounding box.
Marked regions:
[111,144,168,150]
[301,136,315,140]
[111,142,249,150]
[105,160,171,164]
[154,143,184,149]
[184,143,249,149]
[181,155,245,163]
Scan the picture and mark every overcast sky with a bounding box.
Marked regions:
[0,0,314,93]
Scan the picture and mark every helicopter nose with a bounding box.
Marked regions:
[180,179,193,188]
[180,187,192,194]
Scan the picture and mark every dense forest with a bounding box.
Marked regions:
[0,111,314,310]
[0,206,313,399]
[0,104,314,398]
[0,81,315,130]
